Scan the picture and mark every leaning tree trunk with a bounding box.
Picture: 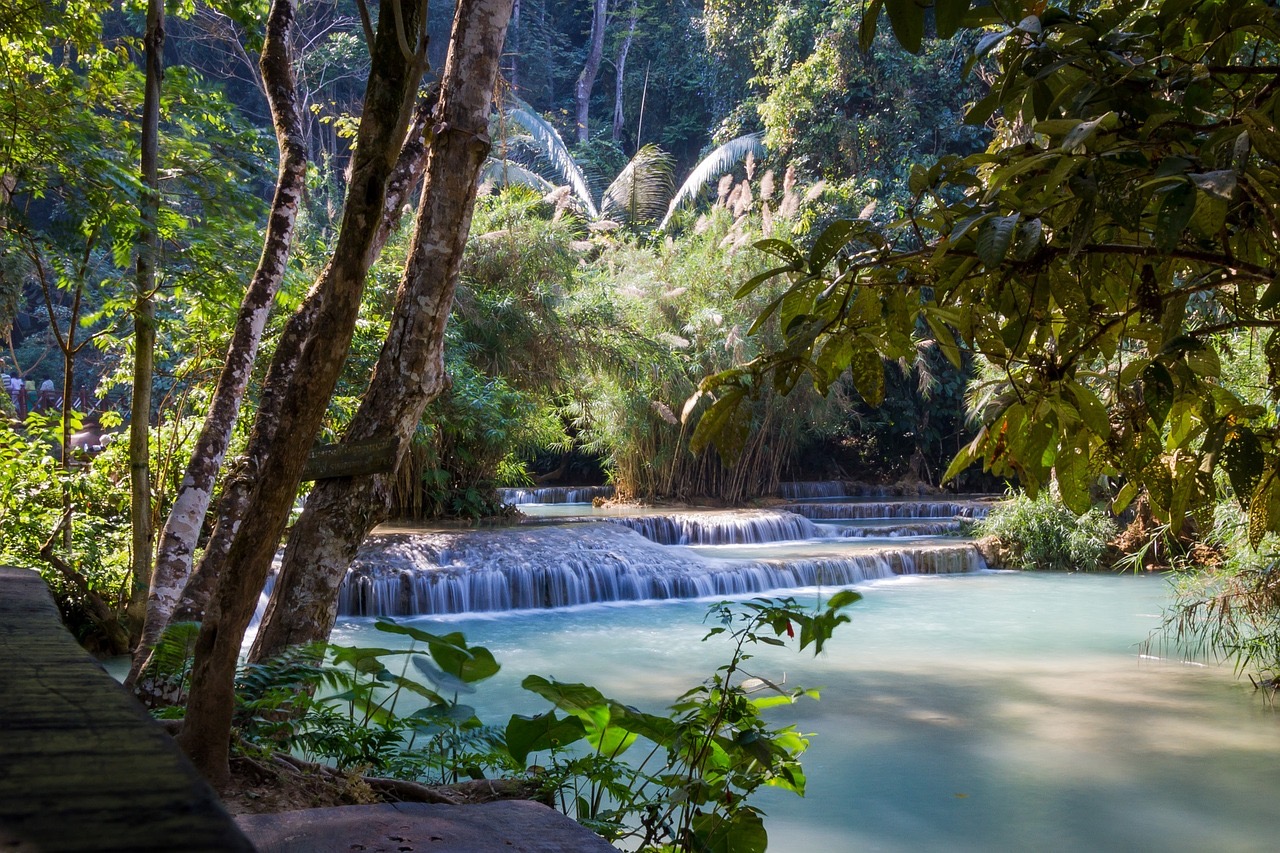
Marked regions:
[126,0,164,647]
[250,0,513,663]
[125,0,308,691]
[175,0,429,787]
[163,94,436,631]
[574,0,608,143]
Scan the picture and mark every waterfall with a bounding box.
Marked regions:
[825,520,968,537]
[337,524,987,617]
[608,510,824,545]
[787,501,991,520]
[777,481,940,499]
[498,485,615,505]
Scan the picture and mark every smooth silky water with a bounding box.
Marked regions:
[329,571,1280,852]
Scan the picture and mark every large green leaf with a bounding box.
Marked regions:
[505,711,587,765]
[884,0,926,53]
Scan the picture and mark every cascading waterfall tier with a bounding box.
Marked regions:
[824,520,968,537]
[607,510,824,545]
[777,481,942,500]
[338,523,987,617]
[787,500,992,520]
[498,485,615,505]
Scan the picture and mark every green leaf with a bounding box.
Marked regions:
[753,238,806,265]
[1155,182,1196,251]
[735,265,795,299]
[1066,381,1110,438]
[692,807,768,853]
[848,346,885,406]
[1055,433,1092,514]
[859,0,885,52]
[884,0,925,53]
[1224,428,1264,510]
[505,711,587,766]
[935,0,969,38]
[976,213,1020,268]
[809,220,862,273]
[1142,362,1175,426]
[689,387,745,456]
[1257,274,1280,312]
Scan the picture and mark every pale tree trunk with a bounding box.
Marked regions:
[163,94,435,631]
[611,0,636,144]
[175,0,429,787]
[126,0,164,647]
[124,0,308,690]
[251,0,513,662]
[574,0,608,144]
[507,0,520,93]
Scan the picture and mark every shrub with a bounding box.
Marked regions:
[976,490,1117,572]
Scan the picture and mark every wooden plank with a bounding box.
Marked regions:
[0,567,255,852]
[301,437,399,481]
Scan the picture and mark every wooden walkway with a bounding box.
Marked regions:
[0,566,254,852]
[0,567,615,853]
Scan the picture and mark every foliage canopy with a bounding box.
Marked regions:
[701,0,1280,538]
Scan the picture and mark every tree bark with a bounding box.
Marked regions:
[126,0,164,647]
[164,93,436,630]
[125,0,309,691]
[175,0,429,787]
[250,0,513,662]
[611,0,636,144]
[574,0,608,144]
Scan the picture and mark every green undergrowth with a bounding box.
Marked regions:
[153,593,860,851]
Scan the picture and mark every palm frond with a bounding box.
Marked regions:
[504,106,599,219]
[478,158,558,194]
[658,132,766,231]
[600,144,675,225]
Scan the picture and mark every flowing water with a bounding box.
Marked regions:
[322,489,1279,851]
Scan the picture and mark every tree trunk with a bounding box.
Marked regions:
[508,0,520,93]
[124,0,309,690]
[574,0,608,144]
[163,93,436,631]
[611,0,636,144]
[126,0,164,648]
[175,0,429,787]
[251,0,513,662]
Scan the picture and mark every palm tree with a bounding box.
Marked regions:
[489,102,763,230]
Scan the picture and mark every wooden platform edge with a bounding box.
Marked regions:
[0,566,256,853]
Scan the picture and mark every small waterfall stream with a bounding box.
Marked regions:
[340,489,994,616]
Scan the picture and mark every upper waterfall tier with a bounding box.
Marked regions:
[607,510,824,545]
[786,500,992,520]
[776,481,943,500]
[498,486,615,505]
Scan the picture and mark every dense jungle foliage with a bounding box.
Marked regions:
[3,0,1280,845]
